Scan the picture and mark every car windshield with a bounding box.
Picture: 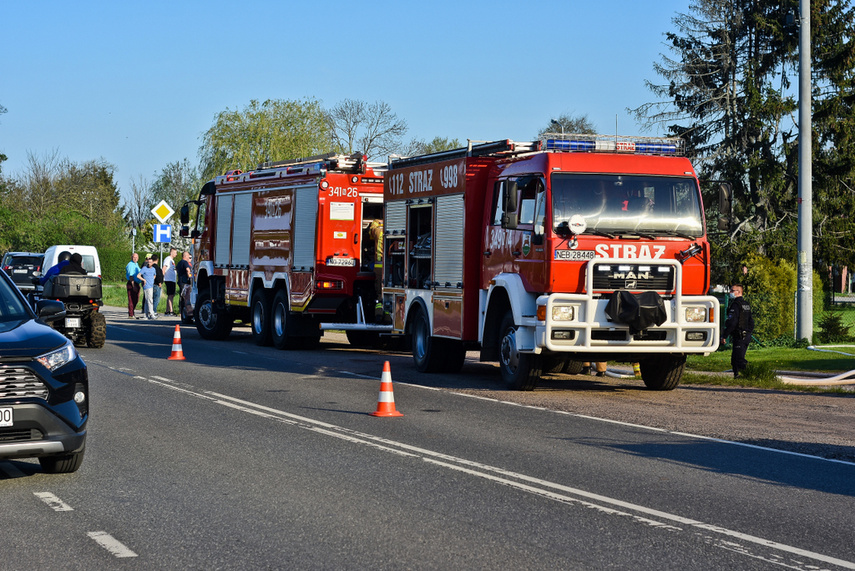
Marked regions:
[0,276,32,323]
[551,173,704,237]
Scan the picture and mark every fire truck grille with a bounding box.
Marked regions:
[592,264,674,292]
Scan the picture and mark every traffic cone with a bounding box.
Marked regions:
[370,361,403,417]
[167,324,186,361]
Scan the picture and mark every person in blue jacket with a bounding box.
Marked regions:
[39,251,72,285]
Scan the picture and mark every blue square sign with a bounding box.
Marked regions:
[153,224,172,243]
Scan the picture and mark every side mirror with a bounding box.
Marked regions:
[502,180,519,229]
[180,205,190,225]
[180,225,189,238]
[505,180,519,213]
[36,299,66,322]
[717,182,732,231]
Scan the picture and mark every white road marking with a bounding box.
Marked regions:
[34,492,74,512]
[127,373,855,570]
[87,531,138,558]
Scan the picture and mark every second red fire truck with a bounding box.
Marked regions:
[180,153,385,348]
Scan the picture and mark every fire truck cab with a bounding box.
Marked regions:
[381,136,719,390]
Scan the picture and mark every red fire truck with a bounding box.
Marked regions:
[179,153,385,348]
[380,135,719,390]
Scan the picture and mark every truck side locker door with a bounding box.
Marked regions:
[215,194,234,269]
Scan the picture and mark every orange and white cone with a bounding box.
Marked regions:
[167,324,186,361]
[370,361,403,417]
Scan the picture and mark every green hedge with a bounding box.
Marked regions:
[99,246,134,282]
[739,254,824,342]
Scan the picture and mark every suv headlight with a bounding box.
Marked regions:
[36,341,78,371]
[684,307,707,323]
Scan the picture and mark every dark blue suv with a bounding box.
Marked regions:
[0,269,88,473]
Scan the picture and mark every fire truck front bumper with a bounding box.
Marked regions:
[534,293,720,355]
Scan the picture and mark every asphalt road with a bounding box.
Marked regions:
[2,310,854,570]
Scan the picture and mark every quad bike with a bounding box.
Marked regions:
[39,274,106,348]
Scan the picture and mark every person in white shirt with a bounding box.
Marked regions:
[163,248,178,316]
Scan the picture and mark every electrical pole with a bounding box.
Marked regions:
[796,0,813,341]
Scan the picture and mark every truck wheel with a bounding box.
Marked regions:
[564,360,585,375]
[86,312,106,348]
[271,290,295,350]
[498,311,541,391]
[411,308,445,373]
[639,354,686,390]
[195,290,232,340]
[39,446,85,474]
[251,290,273,346]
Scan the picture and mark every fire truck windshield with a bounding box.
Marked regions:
[550,173,704,237]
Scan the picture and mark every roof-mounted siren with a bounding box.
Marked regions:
[542,133,684,156]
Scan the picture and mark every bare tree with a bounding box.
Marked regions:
[326,99,407,161]
[124,175,153,230]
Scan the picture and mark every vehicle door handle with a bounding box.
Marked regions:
[512,250,521,256]
[483,250,491,257]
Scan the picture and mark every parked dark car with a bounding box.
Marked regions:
[1,252,44,294]
[0,269,88,473]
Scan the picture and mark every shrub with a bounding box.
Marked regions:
[817,311,854,343]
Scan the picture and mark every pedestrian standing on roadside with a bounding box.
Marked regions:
[125,252,142,319]
[721,284,754,378]
[163,247,177,316]
[138,256,156,319]
[175,251,192,315]
[151,253,164,318]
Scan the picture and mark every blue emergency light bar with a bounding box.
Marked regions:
[543,134,683,156]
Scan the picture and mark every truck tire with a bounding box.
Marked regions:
[39,446,85,474]
[639,354,686,390]
[411,307,445,373]
[251,290,273,346]
[498,311,541,391]
[564,360,585,375]
[195,290,233,340]
[86,311,106,348]
[271,290,295,350]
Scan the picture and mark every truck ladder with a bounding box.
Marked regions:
[388,139,541,169]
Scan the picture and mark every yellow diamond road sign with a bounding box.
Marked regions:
[151,200,175,224]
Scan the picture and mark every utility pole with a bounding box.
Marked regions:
[796,0,813,341]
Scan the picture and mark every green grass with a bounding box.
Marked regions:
[687,345,855,373]
[686,345,855,392]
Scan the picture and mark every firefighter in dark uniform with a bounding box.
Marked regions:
[721,284,754,378]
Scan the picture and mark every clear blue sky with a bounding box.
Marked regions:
[1,0,689,203]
